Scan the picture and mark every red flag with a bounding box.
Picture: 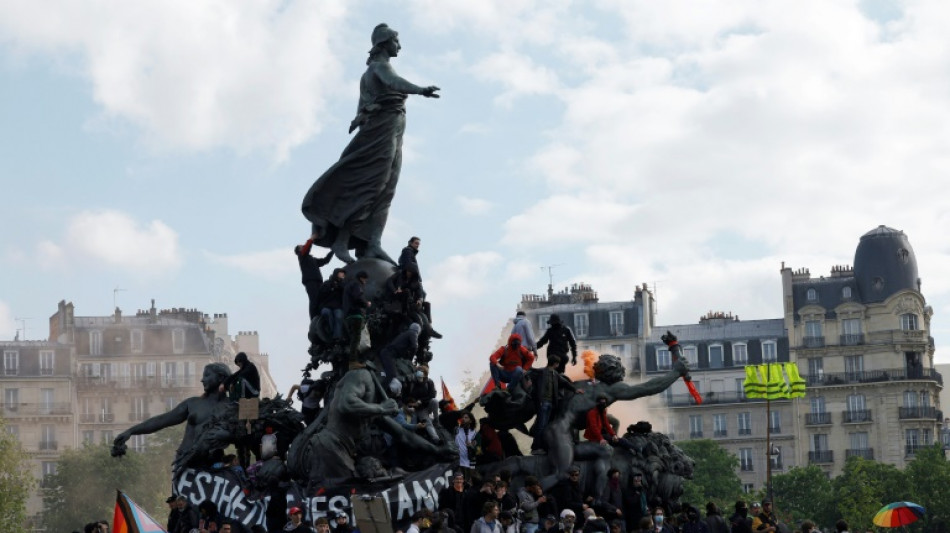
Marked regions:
[480,377,506,396]
[113,490,168,533]
[440,377,458,411]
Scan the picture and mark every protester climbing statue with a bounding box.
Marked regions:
[301,23,440,265]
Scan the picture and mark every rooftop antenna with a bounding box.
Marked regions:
[14,317,32,340]
[540,264,564,299]
[113,287,126,310]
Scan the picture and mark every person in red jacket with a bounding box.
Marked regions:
[489,334,535,390]
[584,394,619,445]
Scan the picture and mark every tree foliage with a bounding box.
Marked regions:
[771,465,835,527]
[41,425,181,532]
[0,417,34,533]
[676,439,742,509]
[906,444,950,533]
[832,456,908,532]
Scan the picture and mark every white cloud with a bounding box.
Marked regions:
[204,248,296,281]
[61,210,181,274]
[456,195,494,215]
[426,251,504,300]
[0,0,349,158]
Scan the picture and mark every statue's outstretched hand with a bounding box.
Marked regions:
[111,432,130,457]
[380,398,399,416]
[421,86,440,98]
[661,331,677,346]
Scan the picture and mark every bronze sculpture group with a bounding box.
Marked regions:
[111,23,695,532]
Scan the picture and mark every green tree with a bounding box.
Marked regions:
[676,439,742,509]
[41,426,181,532]
[0,417,35,533]
[771,465,835,527]
[906,444,950,533]
[832,456,908,532]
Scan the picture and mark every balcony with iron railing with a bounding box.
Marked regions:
[714,429,728,437]
[805,412,832,425]
[689,431,704,439]
[665,391,784,407]
[78,375,198,390]
[805,367,943,387]
[78,412,116,423]
[39,440,58,451]
[128,412,151,422]
[899,406,939,420]
[740,463,754,472]
[738,428,752,435]
[843,409,873,424]
[808,450,834,464]
[0,403,72,416]
[840,333,865,346]
[906,444,928,456]
[846,448,874,460]
[802,336,825,349]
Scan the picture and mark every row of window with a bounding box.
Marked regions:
[803,314,919,339]
[80,361,196,382]
[687,411,782,437]
[810,391,931,414]
[657,340,777,368]
[85,328,186,355]
[809,430,931,453]
[805,286,853,302]
[537,311,625,338]
[5,424,148,453]
[79,395,179,415]
[2,349,56,376]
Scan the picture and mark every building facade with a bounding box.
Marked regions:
[1,299,277,518]
[515,225,941,493]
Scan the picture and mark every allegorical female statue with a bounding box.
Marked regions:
[302,23,440,264]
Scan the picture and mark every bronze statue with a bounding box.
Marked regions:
[302,23,440,264]
[112,363,232,462]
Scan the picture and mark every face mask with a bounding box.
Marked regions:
[654,516,664,525]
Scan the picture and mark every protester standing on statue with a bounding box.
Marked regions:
[301,24,440,264]
[536,314,577,374]
[584,394,619,446]
[343,271,371,364]
[511,311,537,356]
[399,236,422,277]
[531,354,581,454]
[455,412,478,478]
[295,239,335,320]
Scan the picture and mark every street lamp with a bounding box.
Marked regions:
[767,444,780,504]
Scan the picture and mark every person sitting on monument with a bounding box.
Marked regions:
[488,334,535,391]
[385,267,442,340]
[221,351,261,399]
[474,417,504,464]
[378,322,421,394]
[288,375,329,425]
[404,368,440,442]
[295,238,336,320]
[317,268,347,343]
[112,363,232,466]
[343,270,372,365]
[584,394,619,446]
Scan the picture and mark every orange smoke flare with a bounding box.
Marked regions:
[582,350,598,380]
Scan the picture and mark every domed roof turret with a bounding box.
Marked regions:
[852,225,919,303]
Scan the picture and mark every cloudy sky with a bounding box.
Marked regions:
[2,0,950,395]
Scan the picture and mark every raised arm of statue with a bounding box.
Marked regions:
[112,401,190,456]
[607,360,689,402]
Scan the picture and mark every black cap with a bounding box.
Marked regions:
[166,496,177,503]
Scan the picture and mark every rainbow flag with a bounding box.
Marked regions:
[113,490,168,533]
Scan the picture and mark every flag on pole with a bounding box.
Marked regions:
[440,377,458,411]
[113,490,168,533]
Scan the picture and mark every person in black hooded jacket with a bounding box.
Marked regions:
[221,352,260,399]
[536,314,577,374]
[295,239,335,320]
[317,268,347,341]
